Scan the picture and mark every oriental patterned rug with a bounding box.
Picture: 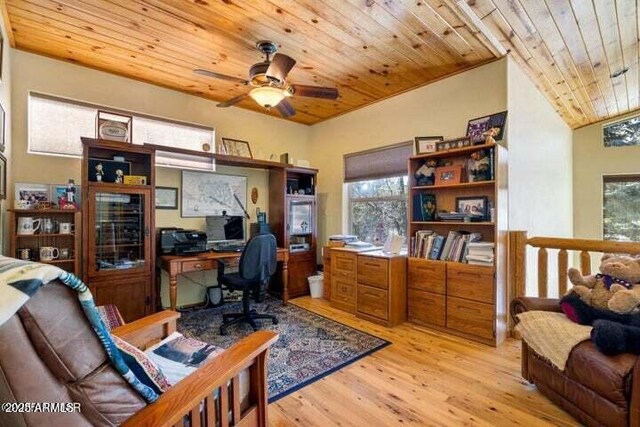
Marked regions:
[177,296,389,402]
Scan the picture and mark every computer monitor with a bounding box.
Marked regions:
[206,215,245,242]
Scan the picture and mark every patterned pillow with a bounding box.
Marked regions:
[112,335,172,392]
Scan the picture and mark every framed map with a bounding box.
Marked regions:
[181,170,247,217]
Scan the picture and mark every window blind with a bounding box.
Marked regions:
[343,141,413,182]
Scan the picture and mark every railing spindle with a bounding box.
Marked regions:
[558,249,568,296]
[580,251,591,275]
[190,404,202,427]
[205,393,217,426]
[232,375,241,424]
[220,383,229,427]
[538,248,548,298]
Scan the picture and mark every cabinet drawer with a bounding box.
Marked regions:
[408,258,446,294]
[357,256,389,289]
[446,296,494,340]
[332,277,356,304]
[447,263,494,304]
[332,251,356,279]
[182,259,217,273]
[357,284,388,320]
[408,289,445,327]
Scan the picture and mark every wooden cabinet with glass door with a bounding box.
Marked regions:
[81,138,155,322]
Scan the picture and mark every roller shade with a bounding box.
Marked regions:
[344,141,413,182]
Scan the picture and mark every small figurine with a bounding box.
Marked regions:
[482,127,500,145]
[415,159,437,186]
[66,179,76,204]
[95,163,104,182]
[115,169,124,184]
[469,150,491,182]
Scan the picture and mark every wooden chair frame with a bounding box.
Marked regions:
[111,311,278,427]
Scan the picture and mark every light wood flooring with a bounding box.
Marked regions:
[269,296,578,427]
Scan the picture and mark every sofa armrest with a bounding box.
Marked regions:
[112,311,180,350]
[632,357,640,427]
[510,297,562,324]
[122,330,278,427]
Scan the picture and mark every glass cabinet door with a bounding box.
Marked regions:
[93,191,148,272]
[288,199,313,235]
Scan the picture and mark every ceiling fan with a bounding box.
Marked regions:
[194,41,339,118]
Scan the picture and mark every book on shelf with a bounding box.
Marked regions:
[465,241,495,265]
[410,230,482,262]
[412,193,436,221]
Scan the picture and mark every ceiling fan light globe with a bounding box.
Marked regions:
[249,86,287,108]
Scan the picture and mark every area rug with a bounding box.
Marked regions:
[177,296,389,402]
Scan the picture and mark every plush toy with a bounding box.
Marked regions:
[560,292,640,326]
[566,254,640,312]
[591,320,640,355]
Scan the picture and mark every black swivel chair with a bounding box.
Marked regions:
[217,233,279,335]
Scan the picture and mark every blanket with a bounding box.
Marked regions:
[0,256,161,402]
[515,310,592,370]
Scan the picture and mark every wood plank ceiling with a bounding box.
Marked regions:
[1,0,637,128]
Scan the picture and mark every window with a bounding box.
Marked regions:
[344,141,412,243]
[28,93,215,170]
[603,175,640,241]
[603,115,640,147]
[348,176,408,244]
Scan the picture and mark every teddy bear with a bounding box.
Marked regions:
[566,254,640,312]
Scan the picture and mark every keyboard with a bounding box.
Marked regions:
[211,243,245,253]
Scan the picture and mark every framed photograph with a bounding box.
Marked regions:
[466,111,508,144]
[156,186,179,209]
[89,158,131,183]
[221,138,253,158]
[434,165,463,185]
[51,184,81,209]
[0,103,5,153]
[436,137,471,152]
[15,183,50,209]
[456,196,488,219]
[181,170,247,217]
[0,154,5,199]
[414,136,444,154]
[96,110,132,142]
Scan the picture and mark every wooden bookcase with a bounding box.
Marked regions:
[9,209,81,276]
[81,137,155,322]
[407,142,508,346]
[269,167,318,301]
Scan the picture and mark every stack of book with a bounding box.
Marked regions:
[410,230,482,262]
[465,242,495,266]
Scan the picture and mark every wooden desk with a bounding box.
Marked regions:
[159,248,290,311]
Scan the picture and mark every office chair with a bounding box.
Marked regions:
[217,233,279,335]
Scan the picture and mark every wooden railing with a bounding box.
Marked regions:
[509,231,640,299]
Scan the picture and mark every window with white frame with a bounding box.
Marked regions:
[603,115,640,147]
[28,93,215,170]
[344,142,412,244]
[603,175,640,241]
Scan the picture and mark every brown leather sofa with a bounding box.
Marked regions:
[512,297,640,427]
[0,280,276,427]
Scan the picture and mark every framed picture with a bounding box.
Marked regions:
[156,186,179,209]
[96,110,132,143]
[181,170,247,217]
[434,165,463,185]
[51,184,81,209]
[221,138,253,158]
[466,111,508,144]
[436,137,471,152]
[455,196,488,219]
[0,154,6,199]
[89,158,131,183]
[0,103,5,153]
[15,183,50,209]
[414,136,444,154]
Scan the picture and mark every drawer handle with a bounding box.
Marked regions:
[416,266,436,272]
[363,262,380,267]
[194,263,202,269]
[457,305,481,314]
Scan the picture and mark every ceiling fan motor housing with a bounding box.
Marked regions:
[249,62,272,85]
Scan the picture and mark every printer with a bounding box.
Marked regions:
[158,227,208,255]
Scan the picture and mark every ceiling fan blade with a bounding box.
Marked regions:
[276,98,296,117]
[217,93,249,108]
[266,53,297,83]
[194,69,249,85]
[289,84,339,100]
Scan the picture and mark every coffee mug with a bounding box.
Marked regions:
[39,246,59,261]
[42,218,58,234]
[60,248,71,260]
[17,248,32,261]
[17,217,41,235]
[59,223,73,234]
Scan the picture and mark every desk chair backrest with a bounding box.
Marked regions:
[238,233,277,284]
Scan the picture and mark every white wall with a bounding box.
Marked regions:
[10,50,311,307]
[309,59,508,249]
[507,57,573,296]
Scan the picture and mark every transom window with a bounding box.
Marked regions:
[603,115,640,147]
[603,175,640,241]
